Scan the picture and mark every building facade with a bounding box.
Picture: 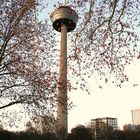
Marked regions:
[90,117,118,140]
[123,124,136,131]
[131,108,140,125]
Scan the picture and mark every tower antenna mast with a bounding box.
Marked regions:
[63,0,67,5]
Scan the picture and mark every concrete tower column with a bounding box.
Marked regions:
[57,24,68,140]
[50,6,78,140]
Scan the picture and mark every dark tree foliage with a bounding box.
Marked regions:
[0,128,57,140]
[67,125,94,140]
[96,129,140,140]
[0,125,140,140]
[0,0,140,131]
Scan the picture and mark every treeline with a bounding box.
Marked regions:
[67,125,140,140]
[1,125,140,140]
[107,129,140,140]
[0,129,57,140]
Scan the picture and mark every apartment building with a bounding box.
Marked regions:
[90,117,118,140]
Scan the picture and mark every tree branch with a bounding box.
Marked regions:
[108,0,118,25]
[0,100,22,109]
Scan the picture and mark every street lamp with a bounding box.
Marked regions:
[50,3,78,140]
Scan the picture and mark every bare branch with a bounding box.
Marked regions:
[108,0,118,25]
[0,100,23,109]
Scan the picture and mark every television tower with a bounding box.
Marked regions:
[50,1,78,140]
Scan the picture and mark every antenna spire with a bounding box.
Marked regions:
[64,0,67,5]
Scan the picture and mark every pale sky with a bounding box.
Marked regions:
[68,59,140,131]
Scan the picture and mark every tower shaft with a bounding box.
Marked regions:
[50,5,78,140]
[57,24,68,140]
